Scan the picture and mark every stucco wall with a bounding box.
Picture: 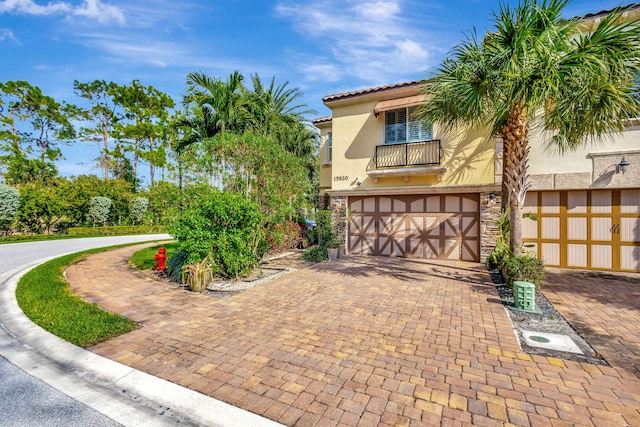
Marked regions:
[527,125,640,189]
[327,101,495,192]
[317,123,332,191]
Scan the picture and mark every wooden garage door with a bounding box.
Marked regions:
[348,194,479,261]
[522,189,640,272]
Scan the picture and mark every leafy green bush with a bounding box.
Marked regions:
[170,190,266,278]
[316,210,333,248]
[302,246,328,262]
[505,252,546,289]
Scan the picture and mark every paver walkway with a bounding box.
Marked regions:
[66,245,640,426]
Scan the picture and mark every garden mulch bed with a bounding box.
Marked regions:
[489,270,607,365]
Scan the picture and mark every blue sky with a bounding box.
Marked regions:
[0,0,630,184]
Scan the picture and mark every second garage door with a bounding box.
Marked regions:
[522,189,640,272]
[348,194,479,261]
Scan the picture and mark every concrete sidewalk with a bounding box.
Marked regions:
[65,245,640,426]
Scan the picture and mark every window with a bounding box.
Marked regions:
[326,131,332,163]
[385,106,432,144]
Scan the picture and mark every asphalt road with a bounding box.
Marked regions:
[0,235,170,427]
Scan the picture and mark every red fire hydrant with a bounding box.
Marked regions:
[154,246,167,271]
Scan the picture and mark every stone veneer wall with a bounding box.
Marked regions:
[328,196,348,243]
[479,191,502,264]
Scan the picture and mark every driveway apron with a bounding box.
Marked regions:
[66,246,640,426]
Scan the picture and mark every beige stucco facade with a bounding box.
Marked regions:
[527,124,640,191]
[319,83,497,196]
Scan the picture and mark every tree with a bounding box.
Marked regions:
[88,196,112,226]
[4,153,58,186]
[74,80,121,180]
[24,90,76,162]
[243,74,312,137]
[0,81,75,179]
[0,183,19,235]
[419,0,640,254]
[0,80,35,153]
[130,196,149,225]
[112,80,175,186]
[17,183,65,234]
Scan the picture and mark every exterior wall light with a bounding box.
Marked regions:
[617,157,630,174]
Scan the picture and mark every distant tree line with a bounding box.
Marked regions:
[0,72,320,244]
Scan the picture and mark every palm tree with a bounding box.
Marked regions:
[244,74,314,137]
[419,0,640,254]
[183,71,246,140]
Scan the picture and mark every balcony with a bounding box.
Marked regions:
[368,140,446,182]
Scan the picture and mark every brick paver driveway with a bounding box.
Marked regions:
[67,245,640,426]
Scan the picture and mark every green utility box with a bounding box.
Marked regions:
[513,281,536,312]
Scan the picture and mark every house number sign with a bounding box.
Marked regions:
[333,176,349,181]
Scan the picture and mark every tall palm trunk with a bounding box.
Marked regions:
[501,103,531,255]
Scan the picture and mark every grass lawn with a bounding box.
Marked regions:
[16,246,139,347]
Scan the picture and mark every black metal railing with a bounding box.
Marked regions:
[374,139,442,169]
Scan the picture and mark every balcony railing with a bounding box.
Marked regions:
[375,139,442,169]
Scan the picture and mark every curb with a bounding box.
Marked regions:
[0,249,283,427]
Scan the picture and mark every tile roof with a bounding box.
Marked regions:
[311,116,332,125]
[580,2,640,20]
[322,80,424,103]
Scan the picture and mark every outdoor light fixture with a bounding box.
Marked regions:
[617,157,630,174]
[489,193,497,200]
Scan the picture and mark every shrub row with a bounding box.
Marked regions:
[66,225,168,236]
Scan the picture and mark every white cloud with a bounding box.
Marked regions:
[0,0,71,15]
[0,27,20,43]
[73,0,125,25]
[78,32,186,67]
[0,0,125,24]
[276,0,435,85]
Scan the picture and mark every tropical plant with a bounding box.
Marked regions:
[486,208,512,270]
[182,254,214,292]
[419,0,640,255]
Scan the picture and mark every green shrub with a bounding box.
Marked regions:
[302,246,328,262]
[505,252,546,289]
[67,225,167,235]
[266,220,303,252]
[130,196,149,225]
[167,249,190,283]
[0,184,19,235]
[316,210,333,248]
[88,196,112,226]
[170,190,266,278]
